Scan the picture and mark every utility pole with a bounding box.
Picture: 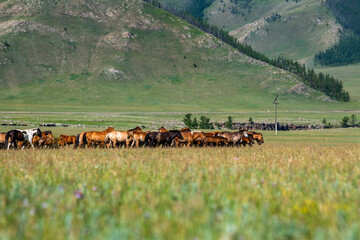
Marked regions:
[273,95,279,135]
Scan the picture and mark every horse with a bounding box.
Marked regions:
[40,131,56,148]
[82,127,114,148]
[175,128,207,147]
[131,131,151,147]
[158,127,169,132]
[58,134,76,147]
[4,130,25,150]
[0,133,7,148]
[248,131,264,145]
[74,132,86,149]
[12,128,42,149]
[104,131,134,148]
[128,126,143,133]
[144,130,184,147]
[240,133,255,147]
[204,136,229,147]
[215,130,248,146]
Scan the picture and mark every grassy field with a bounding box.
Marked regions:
[1,110,359,131]
[313,63,360,101]
[0,129,359,239]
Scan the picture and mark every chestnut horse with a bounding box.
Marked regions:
[0,133,6,148]
[80,127,114,148]
[204,136,229,147]
[58,134,76,147]
[132,131,151,147]
[248,131,264,145]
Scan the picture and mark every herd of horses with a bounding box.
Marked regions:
[0,126,264,150]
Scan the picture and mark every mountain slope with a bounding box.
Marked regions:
[0,0,353,112]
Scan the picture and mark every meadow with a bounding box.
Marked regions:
[0,129,359,239]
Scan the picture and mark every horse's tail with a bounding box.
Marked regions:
[74,134,80,149]
[3,132,10,149]
[104,133,110,144]
[81,132,88,146]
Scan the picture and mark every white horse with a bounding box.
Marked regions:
[15,128,42,149]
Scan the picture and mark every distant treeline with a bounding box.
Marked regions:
[314,0,360,66]
[143,0,350,102]
[315,36,360,66]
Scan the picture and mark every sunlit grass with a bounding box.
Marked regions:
[1,140,360,239]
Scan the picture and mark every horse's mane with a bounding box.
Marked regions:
[250,131,262,135]
[128,126,142,131]
[179,127,190,132]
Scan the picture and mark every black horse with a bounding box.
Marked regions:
[144,130,184,147]
[4,130,25,150]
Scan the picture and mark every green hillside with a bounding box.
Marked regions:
[0,0,356,113]
[203,0,340,63]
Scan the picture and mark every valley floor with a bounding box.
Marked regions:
[0,129,359,239]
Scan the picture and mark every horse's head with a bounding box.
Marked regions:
[158,127,168,132]
[35,128,42,137]
[129,126,142,132]
[104,127,114,133]
[254,133,264,145]
[175,131,184,140]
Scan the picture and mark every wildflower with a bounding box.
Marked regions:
[58,186,64,193]
[233,157,239,160]
[23,198,29,207]
[92,187,97,191]
[74,190,84,199]
[30,208,35,215]
[41,202,48,209]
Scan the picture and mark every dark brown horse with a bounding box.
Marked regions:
[145,130,184,147]
[4,130,25,150]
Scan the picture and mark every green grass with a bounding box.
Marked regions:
[313,63,360,101]
[0,129,360,239]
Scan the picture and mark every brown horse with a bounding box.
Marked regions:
[204,136,229,147]
[104,131,134,148]
[240,133,255,147]
[0,133,6,148]
[58,134,76,147]
[158,127,169,132]
[32,131,55,148]
[82,127,114,148]
[131,131,151,147]
[175,128,207,147]
[248,131,264,145]
[216,130,248,146]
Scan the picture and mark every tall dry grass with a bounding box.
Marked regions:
[0,143,359,239]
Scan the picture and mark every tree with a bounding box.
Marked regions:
[350,114,358,127]
[249,117,254,124]
[340,116,350,128]
[199,116,211,129]
[322,118,327,125]
[183,113,192,128]
[192,117,199,129]
[225,116,233,129]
